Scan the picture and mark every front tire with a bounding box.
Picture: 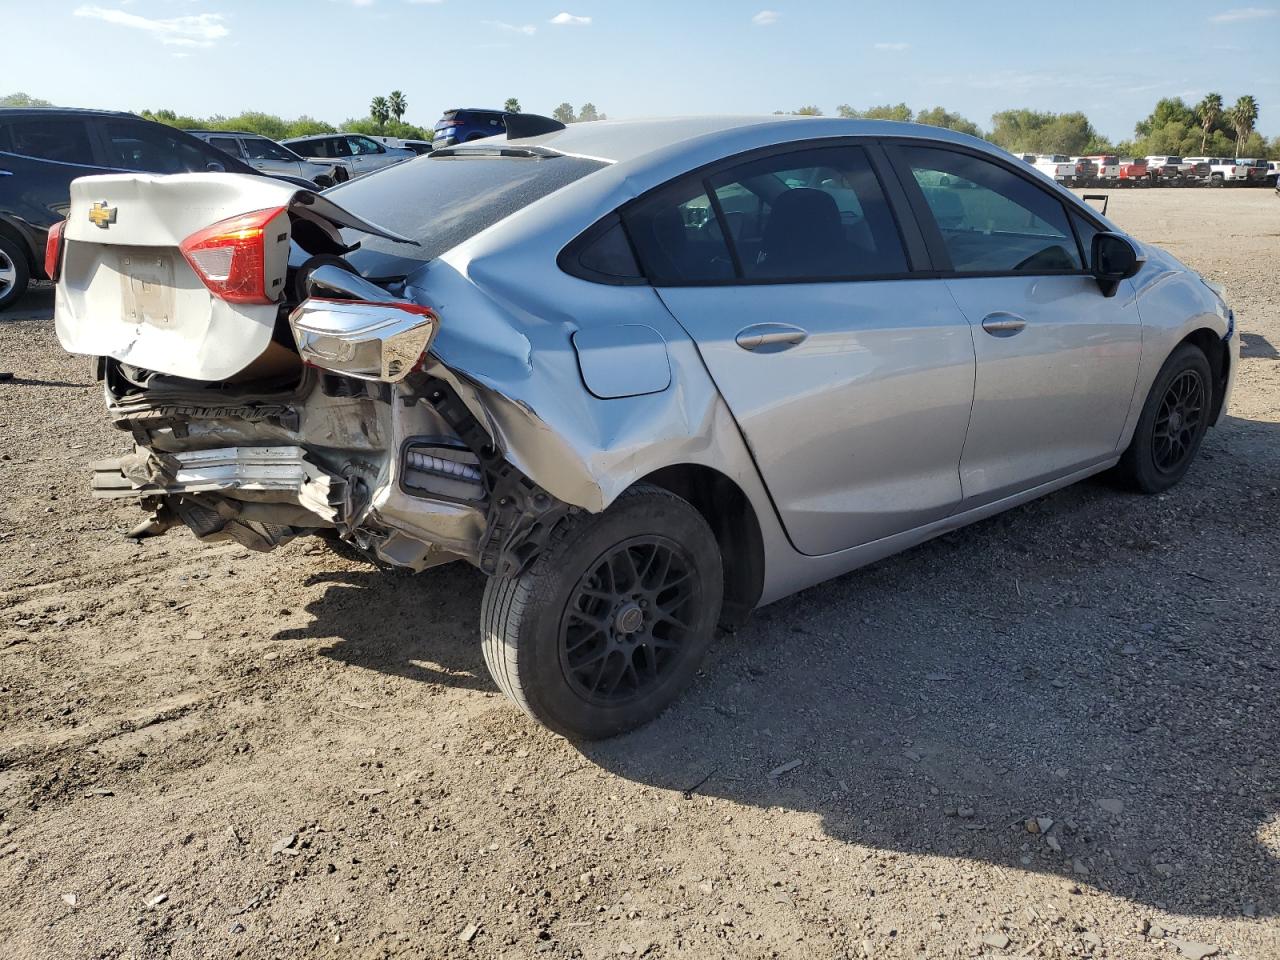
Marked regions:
[0,234,31,311]
[481,484,723,740]
[1115,343,1213,493]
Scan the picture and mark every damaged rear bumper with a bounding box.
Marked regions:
[96,372,572,575]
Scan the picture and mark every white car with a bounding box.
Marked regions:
[1033,154,1074,182]
[282,133,416,179]
[1185,157,1250,185]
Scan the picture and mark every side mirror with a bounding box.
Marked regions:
[1091,232,1144,297]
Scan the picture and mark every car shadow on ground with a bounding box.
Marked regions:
[291,422,1278,921]
[282,563,495,692]
[0,286,54,323]
[1241,332,1279,360]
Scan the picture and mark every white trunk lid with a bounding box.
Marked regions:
[55,173,413,381]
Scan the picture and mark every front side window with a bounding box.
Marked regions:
[903,146,1083,274]
[242,137,293,161]
[102,121,221,174]
[623,144,907,284]
[2,119,95,166]
[348,136,384,156]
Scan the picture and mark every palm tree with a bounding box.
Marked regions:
[1195,93,1223,153]
[1226,95,1259,149]
[370,96,390,126]
[388,91,407,123]
[504,97,521,114]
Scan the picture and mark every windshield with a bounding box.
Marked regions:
[327,151,608,278]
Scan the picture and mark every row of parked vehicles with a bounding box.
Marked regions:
[1017,152,1278,187]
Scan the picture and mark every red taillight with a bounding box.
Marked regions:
[44,220,66,281]
[179,205,287,304]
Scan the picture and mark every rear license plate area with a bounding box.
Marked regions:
[118,248,176,329]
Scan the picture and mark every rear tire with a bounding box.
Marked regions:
[481,484,723,740]
[0,234,31,311]
[1115,343,1213,493]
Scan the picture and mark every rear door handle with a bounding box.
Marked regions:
[735,323,808,353]
[981,312,1028,337]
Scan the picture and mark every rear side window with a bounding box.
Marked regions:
[208,136,242,157]
[332,153,608,277]
[903,146,1082,274]
[622,145,906,284]
[2,119,95,165]
[102,121,220,174]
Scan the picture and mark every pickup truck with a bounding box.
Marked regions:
[1117,158,1150,184]
[1186,157,1250,186]
[1236,159,1270,185]
[1083,154,1120,181]
[1145,156,1189,184]
[1032,154,1075,182]
[1071,157,1099,185]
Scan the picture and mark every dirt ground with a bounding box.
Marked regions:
[1,188,1277,960]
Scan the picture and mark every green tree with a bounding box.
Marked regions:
[860,103,913,122]
[835,104,857,118]
[1226,94,1259,148]
[989,109,1098,154]
[388,90,407,123]
[370,96,390,127]
[504,97,521,113]
[342,117,432,141]
[793,105,824,116]
[578,102,600,123]
[1195,93,1223,153]
[552,102,576,124]
[1134,97,1195,139]
[1,91,53,107]
[914,107,983,138]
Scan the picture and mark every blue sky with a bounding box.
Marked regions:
[3,1,1276,140]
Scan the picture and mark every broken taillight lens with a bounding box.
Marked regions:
[44,220,66,281]
[179,205,287,304]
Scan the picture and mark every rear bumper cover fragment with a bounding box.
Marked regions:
[91,445,341,523]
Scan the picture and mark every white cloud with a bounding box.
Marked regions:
[874,42,910,51]
[483,19,537,35]
[1209,6,1276,20]
[752,10,780,26]
[73,5,229,46]
[407,0,444,4]
[549,12,591,25]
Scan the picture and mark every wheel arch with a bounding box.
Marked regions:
[638,463,765,629]
[0,217,38,276]
[1179,326,1230,423]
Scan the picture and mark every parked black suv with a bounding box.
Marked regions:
[0,107,319,310]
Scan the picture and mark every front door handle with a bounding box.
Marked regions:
[981,312,1028,337]
[735,323,808,353]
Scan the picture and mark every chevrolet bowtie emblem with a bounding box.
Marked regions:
[88,201,117,229]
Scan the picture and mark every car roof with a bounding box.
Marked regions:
[501,116,997,166]
[186,130,265,138]
[0,106,137,119]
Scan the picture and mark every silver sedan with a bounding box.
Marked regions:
[53,117,1237,739]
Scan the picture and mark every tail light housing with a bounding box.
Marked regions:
[179,205,288,304]
[288,298,439,383]
[44,220,66,281]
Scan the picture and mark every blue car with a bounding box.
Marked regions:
[432,108,508,147]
